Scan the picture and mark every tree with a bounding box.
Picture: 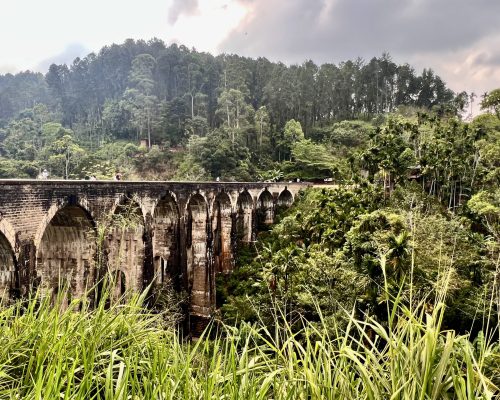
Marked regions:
[188,129,252,180]
[281,119,304,160]
[123,54,160,148]
[216,89,253,145]
[481,89,500,118]
[360,117,415,191]
[102,100,134,141]
[45,133,86,179]
[468,189,500,240]
[254,106,270,148]
[471,113,500,187]
[289,139,337,180]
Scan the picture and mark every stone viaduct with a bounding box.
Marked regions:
[0,180,307,330]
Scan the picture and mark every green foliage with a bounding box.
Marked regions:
[277,119,305,160]
[220,186,383,327]
[221,184,497,336]
[0,277,497,398]
[324,120,374,149]
[1,40,490,183]
[254,106,270,148]
[187,130,253,180]
[288,139,337,180]
[0,158,38,178]
[481,89,500,118]
[468,189,500,241]
[361,117,416,188]
[471,113,500,187]
[43,133,85,179]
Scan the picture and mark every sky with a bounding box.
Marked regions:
[1,0,499,111]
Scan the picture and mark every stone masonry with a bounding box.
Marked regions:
[0,180,306,328]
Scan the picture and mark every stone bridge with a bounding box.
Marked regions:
[0,180,307,330]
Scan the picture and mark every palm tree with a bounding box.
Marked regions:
[386,230,410,283]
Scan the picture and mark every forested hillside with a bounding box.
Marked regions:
[0,38,468,181]
[2,38,500,397]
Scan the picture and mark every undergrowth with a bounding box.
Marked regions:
[0,272,498,399]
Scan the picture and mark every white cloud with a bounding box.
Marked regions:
[0,0,171,72]
[0,0,249,73]
[406,33,500,114]
[168,0,248,53]
[2,0,499,104]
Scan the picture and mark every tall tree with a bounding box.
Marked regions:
[123,54,160,147]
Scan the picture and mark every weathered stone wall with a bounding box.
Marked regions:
[0,232,15,302]
[36,205,95,304]
[212,192,233,274]
[152,192,180,289]
[0,180,307,326]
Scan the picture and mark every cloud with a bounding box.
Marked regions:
[470,50,500,68]
[409,33,500,95]
[168,0,199,24]
[36,43,90,72]
[217,0,500,101]
[220,0,500,63]
[0,64,20,74]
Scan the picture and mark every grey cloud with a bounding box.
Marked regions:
[219,0,500,64]
[168,0,199,24]
[472,50,500,67]
[36,43,89,72]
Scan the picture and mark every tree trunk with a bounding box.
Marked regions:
[259,118,263,147]
[147,108,151,149]
[191,93,194,119]
[65,152,70,180]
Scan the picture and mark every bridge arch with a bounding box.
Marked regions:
[106,198,145,295]
[256,189,274,228]
[0,218,17,255]
[277,188,294,208]
[152,192,180,287]
[0,230,16,302]
[212,192,233,273]
[110,193,146,218]
[34,198,95,250]
[236,190,253,243]
[186,192,210,317]
[35,204,96,304]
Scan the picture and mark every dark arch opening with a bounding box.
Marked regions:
[0,232,16,302]
[257,190,274,230]
[36,205,95,305]
[186,193,210,319]
[106,199,145,295]
[110,269,126,303]
[152,193,180,290]
[276,189,293,210]
[213,192,233,273]
[236,190,253,243]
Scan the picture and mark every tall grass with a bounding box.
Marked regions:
[0,277,497,399]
